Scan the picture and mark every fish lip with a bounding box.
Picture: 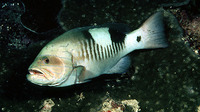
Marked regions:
[28,68,48,78]
[28,68,52,81]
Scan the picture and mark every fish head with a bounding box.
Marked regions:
[27,45,74,86]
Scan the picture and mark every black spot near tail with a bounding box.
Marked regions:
[137,36,141,42]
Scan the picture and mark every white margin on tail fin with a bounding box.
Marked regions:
[125,11,168,51]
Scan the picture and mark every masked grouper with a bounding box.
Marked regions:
[27,12,168,87]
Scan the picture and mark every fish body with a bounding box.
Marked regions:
[27,12,168,87]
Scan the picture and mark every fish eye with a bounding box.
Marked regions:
[42,57,50,64]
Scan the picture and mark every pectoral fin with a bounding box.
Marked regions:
[104,56,131,74]
[57,66,85,87]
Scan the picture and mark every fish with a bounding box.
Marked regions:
[27,12,168,87]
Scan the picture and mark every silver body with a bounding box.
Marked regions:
[27,12,168,87]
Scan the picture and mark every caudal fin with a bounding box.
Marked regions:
[126,11,168,50]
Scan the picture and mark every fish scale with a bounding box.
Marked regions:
[80,39,117,61]
[27,12,168,87]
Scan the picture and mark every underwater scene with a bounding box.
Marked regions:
[0,0,200,112]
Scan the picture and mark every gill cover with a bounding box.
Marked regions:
[48,52,74,86]
[27,42,75,86]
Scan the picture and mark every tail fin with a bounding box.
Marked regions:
[126,12,168,50]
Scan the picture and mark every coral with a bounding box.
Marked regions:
[121,99,140,112]
[39,99,55,112]
[171,9,200,56]
[0,0,33,50]
[98,98,140,112]
[77,92,85,101]
[99,99,124,112]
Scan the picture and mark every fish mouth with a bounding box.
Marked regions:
[29,69,45,77]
